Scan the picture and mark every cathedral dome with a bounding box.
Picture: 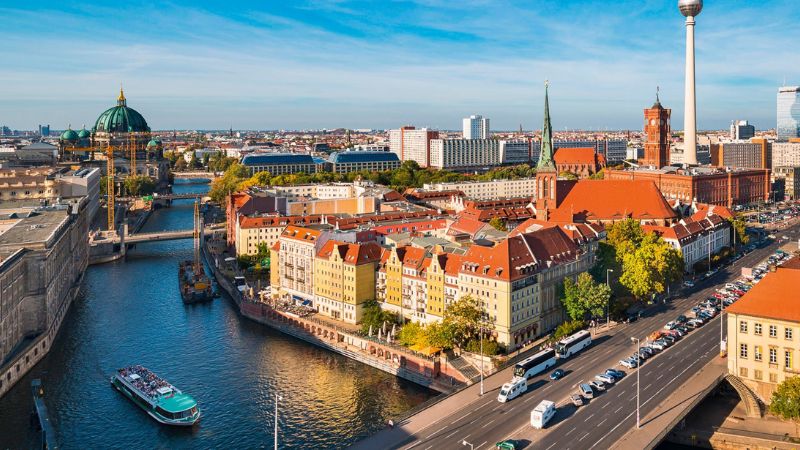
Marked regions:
[60,126,79,142]
[93,88,150,133]
[147,138,162,148]
[78,126,91,139]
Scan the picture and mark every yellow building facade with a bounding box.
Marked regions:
[313,240,382,324]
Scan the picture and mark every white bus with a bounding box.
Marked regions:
[531,400,556,429]
[497,377,527,403]
[513,348,556,379]
[555,330,592,359]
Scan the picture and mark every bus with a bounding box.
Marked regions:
[555,330,592,359]
[514,348,556,379]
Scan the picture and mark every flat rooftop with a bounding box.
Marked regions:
[0,208,70,261]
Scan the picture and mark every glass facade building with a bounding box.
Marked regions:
[777,86,800,141]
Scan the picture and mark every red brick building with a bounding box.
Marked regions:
[642,97,671,168]
[553,147,606,177]
[604,167,770,208]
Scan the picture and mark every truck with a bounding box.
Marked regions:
[530,400,556,429]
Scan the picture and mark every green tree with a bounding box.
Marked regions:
[560,272,612,321]
[360,300,398,334]
[589,168,605,180]
[607,219,646,262]
[209,163,250,203]
[398,321,425,346]
[558,171,578,180]
[123,175,156,196]
[619,233,684,300]
[770,376,800,433]
[552,320,586,341]
[488,217,507,232]
[188,151,201,169]
[729,213,750,247]
[443,295,485,348]
[423,322,455,349]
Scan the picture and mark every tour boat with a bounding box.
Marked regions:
[179,260,213,304]
[111,366,201,426]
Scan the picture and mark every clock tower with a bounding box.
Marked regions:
[642,90,671,168]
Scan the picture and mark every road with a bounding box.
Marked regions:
[398,232,792,450]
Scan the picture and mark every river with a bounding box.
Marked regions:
[0,179,435,449]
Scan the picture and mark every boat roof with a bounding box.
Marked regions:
[158,392,197,413]
[156,387,173,395]
[129,373,141,381]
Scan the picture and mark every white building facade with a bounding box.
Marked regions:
[463,115,490,139]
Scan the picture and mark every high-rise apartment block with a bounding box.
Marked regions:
[772,142,800,168]
[730,120,755,140]
[777,86,800,141]
[462,115,490,139]
[643,97,672,168]
[388,126,439,167]
[711,138,771,169]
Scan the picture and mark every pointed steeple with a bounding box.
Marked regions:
[117,85,127,106]
[536,80,556,172]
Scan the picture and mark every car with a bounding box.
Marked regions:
[675,315,688,323]
[605,369,625,380]
[664,321,677,330]
[661,335,677,344]
[723,298,735,306]
[691,306,702,314]
[589,380,606,392]
[637,349,651,360]
[596,374,616,384]
[676,326,689,334]
[687,319,704,327]
[625,314,639,324]
[651,340,668,350]
[496,441,517,450]
[570,394,585,407]
[579,383,594,399]
[667,329,685,337]
[620,358,638,369]
[683,280,695,288]
[549,369,565,380]
[640,346,655,356]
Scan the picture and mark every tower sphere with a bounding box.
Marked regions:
[678,0,703,17]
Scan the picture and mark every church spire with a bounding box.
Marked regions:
[536,80,556,171]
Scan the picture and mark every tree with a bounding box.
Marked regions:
[560,272,612,321]
[589,168,605,180]
[619,233,684,300]
[443,295,484,348]
[397,321,425,346]
[209,163,250,203]
[360,300,398,334]
[606,219,646,262]
[770,376,800,433]
[123,175,156,196]
[729,213,750,247]
[558,171,578,180]
[552,320,586,341]
[488,217,507,232]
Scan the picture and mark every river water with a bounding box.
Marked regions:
[0,179,435,449]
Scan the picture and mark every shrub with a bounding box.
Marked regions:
[465,338,502,356]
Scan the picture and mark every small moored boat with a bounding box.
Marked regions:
[111,365,200,426]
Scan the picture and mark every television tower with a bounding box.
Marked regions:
[679,0,702,165]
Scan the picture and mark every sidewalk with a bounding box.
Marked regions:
[350,325,618,450]
[612,357,727,450]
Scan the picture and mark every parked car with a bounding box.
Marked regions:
[687,318,704,327]
[683,280,695,288]
[579,383,594,399]
[651,340,668,350]
[675,315,688,323]
[661,335,677,344]
[595,374,616,384]
[605,369,625,380]
[664,321,677,330]
[589,380,606,392]
[640,346,655,356]
[620,358,638,369]
[570,394,585,407]
[550,369,565,380]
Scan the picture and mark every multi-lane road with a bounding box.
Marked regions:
[399,233,792,450]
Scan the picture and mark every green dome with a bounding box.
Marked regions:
[93,89,150,133]
[147,138,161,148]
[61,128,79,142]
[78,127,91,139]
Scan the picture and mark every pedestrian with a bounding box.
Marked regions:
[388,419,394,429]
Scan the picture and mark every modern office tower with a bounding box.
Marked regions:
[462,115,490,139]
[388,126,439,167]
[777,86,800,141]
[38,124,50,137]
[711,139,771,169]
[679,0,703,164]
[643,95,672,168]
[730,120,755,140]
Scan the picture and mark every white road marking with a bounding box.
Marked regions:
[481,419,496,429]
[477,442,487,450]
[585,413,595,422]
[443,429,459,439]
[656,373,664,381]
[579,432,590,441]
[615,406,623,414]
[452,411,471,424]
[425,426,447,439]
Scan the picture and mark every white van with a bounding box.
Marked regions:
[530,400,556,429]
[497,377,527,403]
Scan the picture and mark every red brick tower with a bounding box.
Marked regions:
[642,90,671,168]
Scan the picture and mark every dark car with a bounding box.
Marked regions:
[605,369,625,380]
[550,369,565,380]
[626,313,639,323]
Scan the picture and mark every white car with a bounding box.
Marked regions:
[620,358,638,369]
[651,340,668,350]
[595,374,616,384]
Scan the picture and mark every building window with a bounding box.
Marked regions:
[740,343,748,359]
[770,348,778,364]
[755,346,763,361]
[770,325,778,338]
[770,373,778,383]
[754,369,762,380]
[740,321,748,333]
[739,367,748,377]
[786,328,793,340]
[755,323,762,335]
[786,350,793,369]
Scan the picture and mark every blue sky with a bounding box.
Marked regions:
[0,0,798,131]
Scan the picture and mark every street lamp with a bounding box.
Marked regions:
[479,313,485,396]
[630,337,641,429]
[462,439,474,450]
[606,269,614,328]
[275,392,282,450]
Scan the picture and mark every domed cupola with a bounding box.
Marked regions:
[93,87,151,133]
[60,125,79,143]
[78,125,91,139]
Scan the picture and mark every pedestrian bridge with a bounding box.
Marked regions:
[116,193,206,202]
[90,227,219,245]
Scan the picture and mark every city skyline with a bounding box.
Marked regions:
[1,1,798,131]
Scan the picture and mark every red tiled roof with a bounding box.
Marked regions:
[549,180,678,222]
[554,147,599,165]
[449,216,488,236]
[280,225,322,242]
[726,266,800,322]
[239,215,324,229]
[317,240,382,264]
